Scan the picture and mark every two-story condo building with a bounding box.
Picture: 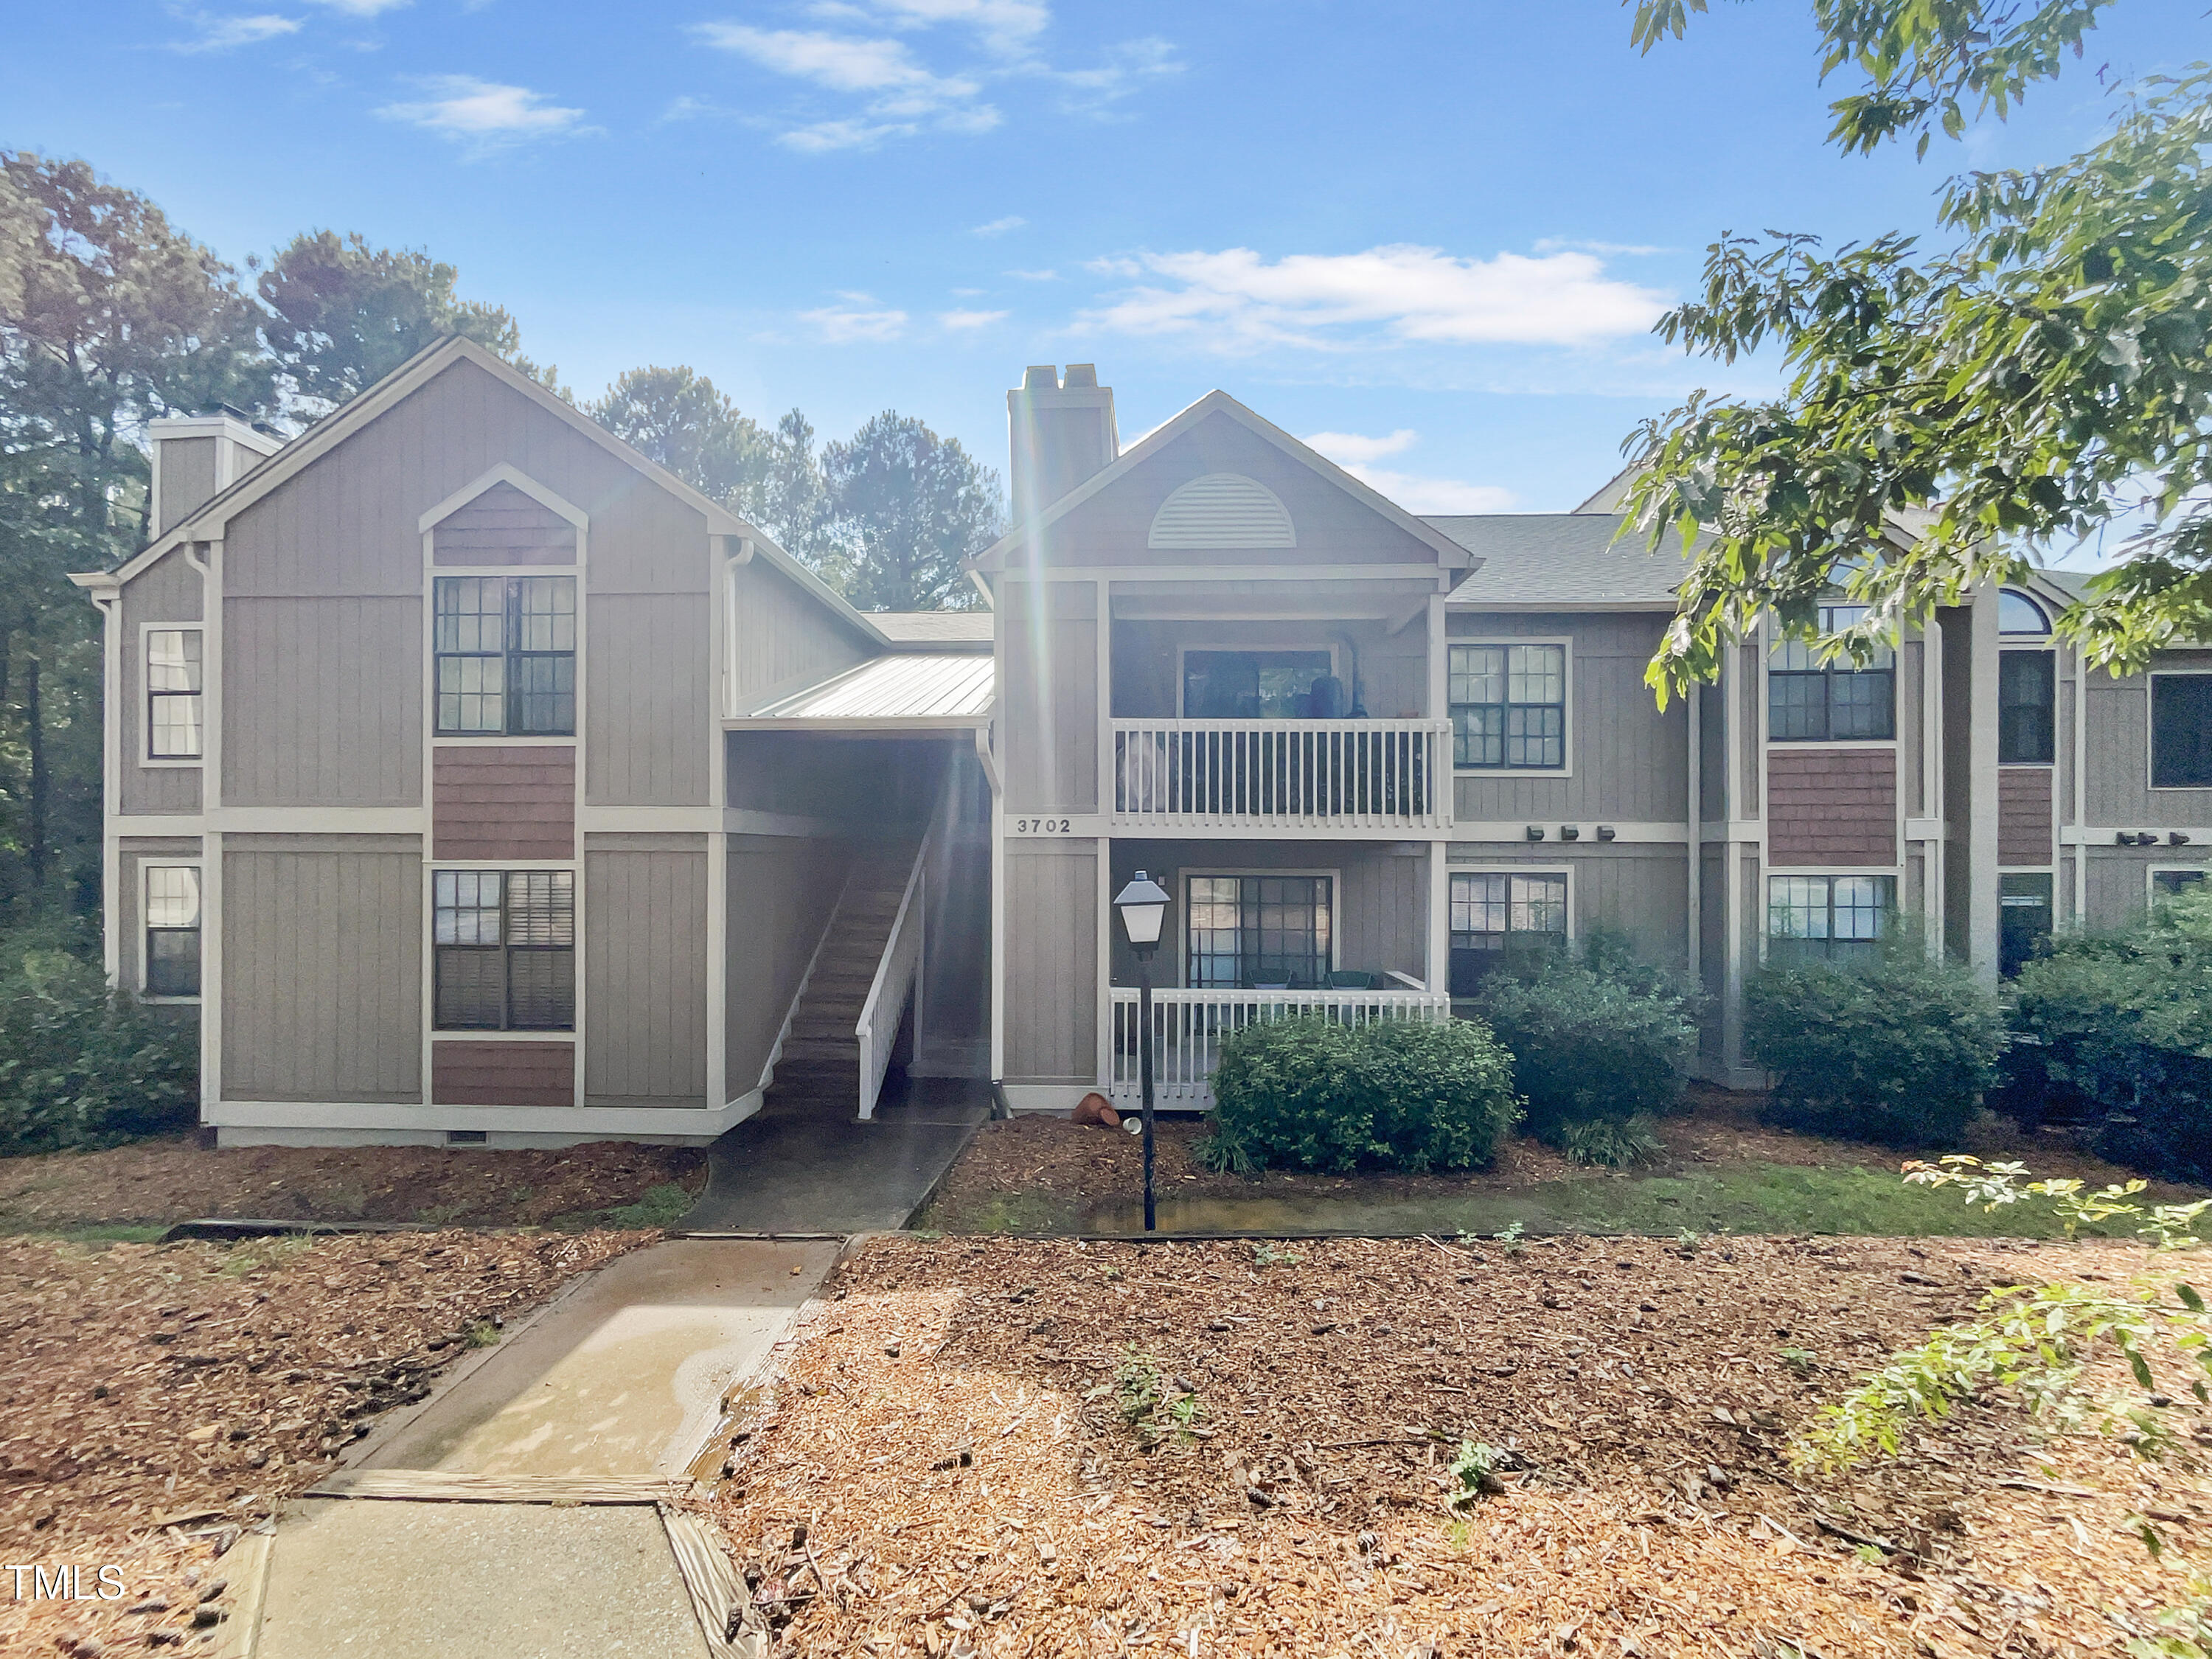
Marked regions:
[74,341,2212,1145]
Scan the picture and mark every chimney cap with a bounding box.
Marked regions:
[1021,365,1059,391]
[1062,364,1099,388]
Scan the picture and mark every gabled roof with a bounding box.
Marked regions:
[84,335,900,650]
[1427,513,1694,608]
[967,388,1480,575]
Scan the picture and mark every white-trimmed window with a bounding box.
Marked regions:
[1450,644,1566,770]
[1183,874,1334,989]
[2154,867,2207,902]
[145,627,204,759]
[1448,871,1567,992]
[433,869,575,1030]
[433,576,577,737]
[1767,874,1893,964]
[143,865,201,998]
[1768,605,1894,741]
[2152,673,2212,790]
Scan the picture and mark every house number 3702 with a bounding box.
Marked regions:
[1014,818,1074,835]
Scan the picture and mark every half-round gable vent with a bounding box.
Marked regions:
[1146,473,1296,549]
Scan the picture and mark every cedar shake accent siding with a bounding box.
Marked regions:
[431,1040,574,1107]
[431,482,577,565]
[1999,766,2055,866]
[433,746,575,860]
[1767,748,1897,866]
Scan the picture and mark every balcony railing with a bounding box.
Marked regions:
[1107,987,1452,1112]
[1109,718,1452,832]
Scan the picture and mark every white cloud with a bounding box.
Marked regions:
[801,300,908,343]
[1301,430,1514,513]
[1079,244,1669,352]
[378,77,592,152]
[170,13,301,52]
[1302,428,1417,465]
[299,0,410,13]
[1006,268,1057,281]
[696,5,1178,150]
[1337,467,1517,515]
[1533,237,1669,257]
[972,214,1026,237]
[938,308,1008,330]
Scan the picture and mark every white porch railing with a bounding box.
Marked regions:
[855,838,927,1120]
[1109,718,1453,832]
[1107,987,1451,1112]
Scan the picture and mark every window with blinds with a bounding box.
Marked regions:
[432,869,575,1030]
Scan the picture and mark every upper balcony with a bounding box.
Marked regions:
[1109,716,1453,834]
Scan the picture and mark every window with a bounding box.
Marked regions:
[1767,874,1893,964]
[433,869,575,1030]
[2000,872,2053,978]
[1998,651,2056,764]
[434,576,577,737]
[1180,650,1335,719]
[1767,606,1895,741]
[1450,644,1566,769]
[146,628,204,759]
[2154,868,2207,900]
[143,866,201,998]
[1184,875,1332,989]
[2152,674,2212,789]
[1998,590,2051,636]
[1448,872,1567,994]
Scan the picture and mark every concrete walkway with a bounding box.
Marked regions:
[247,1239,834,1659]
[676,1076,989,1234]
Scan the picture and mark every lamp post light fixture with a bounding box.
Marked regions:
[1112,870,1172,1233]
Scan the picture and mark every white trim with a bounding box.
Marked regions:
[997,1083,1096,1116]
[1762,738,1902,753]
[422,863,582,1061]
[137,620,206,765]
[431,734,580,747]
[1443,863,1579,940]
[1447,636,1574,778]
[206,1097,751,1138]
[1967,586,2002,977]
[2148,671,2212,791]
[431,1029,578,1044]
[418,464,589,538]
[90,585,122,981]
[1172,640,1343,717]
[1757,867,1905,967]
[1017,563,1462,585]
[136,857,204,1005]
[1175,866,1343,989]
[202,830,223,1114]
[2071,637,2087,924]
[706,545,730,1119]
[124,808,431,835]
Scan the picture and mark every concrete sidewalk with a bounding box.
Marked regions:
[675,1077,988,1234]
[246,1238,833,1659]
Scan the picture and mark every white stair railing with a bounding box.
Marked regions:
[855,838,928,1120]
[1107,987,1450,1111]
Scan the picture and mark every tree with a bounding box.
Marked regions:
[0,153,267,905]
[589,365,773,508]
[257,230,560,415]
[820,411,1004,612]
[1619,4,2211,696]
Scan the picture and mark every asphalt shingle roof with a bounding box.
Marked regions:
[1422,513,1694,606]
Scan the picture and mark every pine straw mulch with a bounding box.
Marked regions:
[0,1136,706,1232]
[921,1093,2157,1231]
[0,1226,655,1657]
[709,1232,2209,1658]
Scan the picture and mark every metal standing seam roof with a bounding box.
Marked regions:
[864,611,996,644]
[748,653,996,723]
[1422,513,1696,605]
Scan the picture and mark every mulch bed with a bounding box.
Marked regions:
[0,1137,706,1233]
[709,1232,2208,1657]
[922,1091,2152,1230]
[0,1227,655,1656]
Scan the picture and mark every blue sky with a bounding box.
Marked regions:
[4,0,2202,518]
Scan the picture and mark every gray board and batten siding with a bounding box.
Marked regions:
[725,835,852,1104]
[1003,840,1099,1085]
[585,837,710,1108]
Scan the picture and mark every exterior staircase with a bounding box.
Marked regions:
[762,844,921,1115]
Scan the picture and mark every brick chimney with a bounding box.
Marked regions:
[148,406,282,538]
[1007,364,1117,528]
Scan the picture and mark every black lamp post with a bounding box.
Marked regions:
[1113,870,1171,1233]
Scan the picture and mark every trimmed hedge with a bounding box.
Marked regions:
[1207,1013,1520,1175]
[1463,938,1700,1152]
[1743,942,2005,1147]
[0,947,199,1154]
[2009,886,2212,1178]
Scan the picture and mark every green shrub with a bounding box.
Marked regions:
[1207,1013,1519,1175]
[1743,940,2004,1147]
[1557,1113,1668,1169]
[0,948,199,1153]
[1464,949,1698,1147]
[2010,886,2212,1179]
